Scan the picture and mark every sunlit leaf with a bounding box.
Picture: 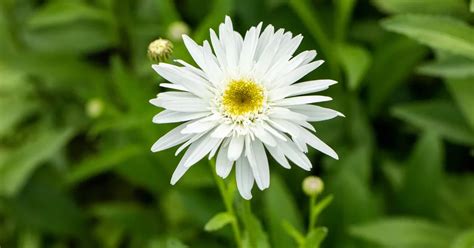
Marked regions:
[338,43,371,91]
[204,212,235,232]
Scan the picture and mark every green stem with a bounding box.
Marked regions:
[208,159,242,247]
[308,194,317,231]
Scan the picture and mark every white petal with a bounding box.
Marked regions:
[208,138,223,159]
[246,139,270,190]
[277,136,312,170]
[271,60,324,89]
[268,107,308,122]
[151,122,192,152]
[289,105,344,121]
[180,133,222,168]
[210,28,227,70]
[265,143,291,169]
[216,144,234,178]
[253,125,276,147]
[159,83,187,91]
[153,110,209,124]
[298,127,339,160]
[211,123,234,138]
[182,35,206,70]
[274,95,332,106]
[287,79,337,97]
[150,92,209,112]
[236,156,254,200]
[228,135,245,161]
[181,118,218,134]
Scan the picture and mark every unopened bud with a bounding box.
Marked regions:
[86,98,104,118]
[167,22,190,41]
[302,176,324,196]
[147,38,173,63]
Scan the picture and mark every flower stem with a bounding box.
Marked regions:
[308,194,317,230]
[208,159,242,247]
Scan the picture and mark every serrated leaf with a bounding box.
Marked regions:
[418,55,474,79]
[204,212,235,232]
[381,14,474,59]
[372,0,469,17]
[392,100,474,145]
[338,43,372,91]
[303,227,327,248]
[350,218,458,248]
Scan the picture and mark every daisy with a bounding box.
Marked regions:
[150,16,343,200]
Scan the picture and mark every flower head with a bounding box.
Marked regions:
[148,38,173,63]
[150,16,343,199]
[302,176,324,196]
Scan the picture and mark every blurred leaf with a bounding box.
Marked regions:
[446,78,474,130]
[18,230,41,248]
[392,100,474,145]
[397,132,443,217]
[381,15,474,59]
[204,212,235,232]
[471,0,474,12]
[372,0,469,17]
[264,174,304,248]
[241,201,270,248]
[311,195,333,224]
[367,35,427,115]
[0,127,74,196]
[0,96,36,137]
[66,145,142,185]
[281,221,305,245]
[10,169,86,236]
[148,236,189,248]
[338,43,371,91]
[333,0,356,41]
[303,227,327,248]
[194,0,234,43]
[451,229,474,248]
[24,1,117,54]
[418,56,474,79]
[439,175,474,227]
[350,218,458,248]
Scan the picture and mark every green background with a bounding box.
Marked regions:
[1,0,473,247]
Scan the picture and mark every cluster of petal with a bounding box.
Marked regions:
[150,16,343,199]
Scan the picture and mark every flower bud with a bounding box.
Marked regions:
[167,21,190,41]
[86,98,104,118]
[302,176,324,196]
[147,38,173,63]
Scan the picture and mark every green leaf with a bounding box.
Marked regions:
[338,43,371,90]
[381,14,474,59]
[311,195,333,224]
[303,227,328,248]
[264,174,304,248]
[241,201,270,248]
[392,100,474,145]
[451,229,474,248]
[418,55,474,79]
[372,0,469,17]
[66,145,142,185]
[194,0,234,43]
[333,0,357,41]
[471,0,474,12]
[204,212,235,232]
[0,127,74,196]
[281,221,305,245]
[397,132,443,217]
[446,78,474,130]
[367,35,427,115]
[350,218,458,248]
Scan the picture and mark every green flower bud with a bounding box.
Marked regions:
[167,21,190,41]
[302,176,324,196]
[147,38,173,63]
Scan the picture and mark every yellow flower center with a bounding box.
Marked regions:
[222,79,264,116]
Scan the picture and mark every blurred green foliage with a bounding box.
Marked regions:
[0,0,473,247]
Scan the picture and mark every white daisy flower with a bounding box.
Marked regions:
[150,16,343,200]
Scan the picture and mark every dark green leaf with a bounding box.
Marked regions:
[338,43,371,90]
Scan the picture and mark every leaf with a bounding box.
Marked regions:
[392,100,474,145]
[446,78,474,130]
[281,221,305,245]
[381,14,474,59]
[471,0,474,13]
[372,0,469,17]
[367,35,427,115]
[66,145,142,185]
[397,132,443,217]
[338,43,372,91]
[204,212,235,232]
[303,227,328,248]
[350,218,458,248]
[333,0,357,41]
[311,195,333,224]
[241,201,270,248]
[0,127,74,196]
[193,0,235,43]
[418,56,474,79]
[264,174,304,248]
[451,229,474,248]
